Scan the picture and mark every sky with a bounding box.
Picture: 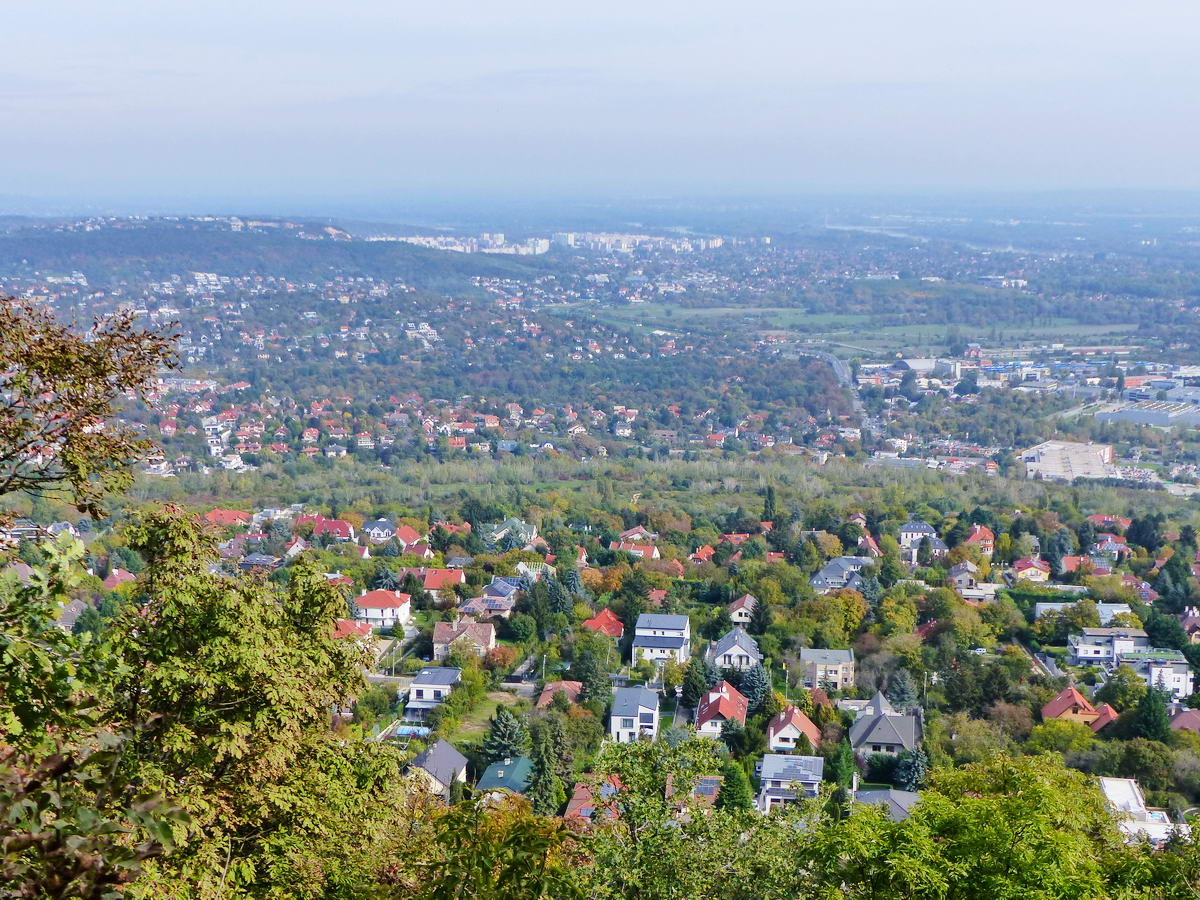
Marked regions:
[5,1,1200,209]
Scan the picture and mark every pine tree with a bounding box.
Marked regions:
[886,669,919,710]
[748,597,771,635]
[829,740,856,787]
[701,656,722,689]
[740,664,770,714]
[681,659,708,708]
[716,760,754,810]
[762,485,778,524]
[482,707,528,764]
[894,749,928,791]
[546,577,571,616]
[1131,687,1171,743]
[526,727,566,815]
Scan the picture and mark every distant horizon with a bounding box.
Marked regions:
[7,3,1200,205]
[5,186,1200,225]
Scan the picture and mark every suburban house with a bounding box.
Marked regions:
[582,607,624,638]
[767,705,822,752]
[204,508,251,528]
[619,525,658,542]
[963,523,995,558]
[354,589,411,629]
[853,788,921,822]
[756,754,824,812]
[477,757,533,797]
[564,775,623,824]
[848,691,920,757]
[609,686,660,743]
[480,517,538,549]
[1119,650,1195,699]
[537,680,583,708]
[694,681,748,738]
[1068,627,1149,665]
[457,595,516,619]
[704,627,763,671]
[898,520,937,549]
[798,648,856,691]
[432,617,497,661]
[1099,776,1192,847]
[1012,557,1051,582]
[608,540,661,559]
[728,594,757,625]
[632,613,691,665]
[362,518,397,543]
[948,560,979,590]
[297,514,356,541]
[409,739,468,802]
[1040,685,1116,732]
[333,618,373,641]
[404,667,462,721]
[809,557,870,593]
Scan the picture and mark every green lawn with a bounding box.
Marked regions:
[455,690,522,742]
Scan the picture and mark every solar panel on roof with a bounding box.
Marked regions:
[697,782,717,796]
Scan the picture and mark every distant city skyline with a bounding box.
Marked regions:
[5,1,1200,208]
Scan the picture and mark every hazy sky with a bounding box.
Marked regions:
[6,1,1200,205]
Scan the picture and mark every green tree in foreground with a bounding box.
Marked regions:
[716,760,754,810]
[0,299,176,518]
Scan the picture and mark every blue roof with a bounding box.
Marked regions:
[477,756,533,793]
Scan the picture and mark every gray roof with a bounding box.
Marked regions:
[410,738,467,789]
[707,627,762,663]
[863,690,896,716]
[854,788,920,821]
[760,753,824,783]
[636,613,689,631]
[800,648,854,665]
[849,712,919,752]
[364,518,395,531]
[633,635,687,650]
[412,667,462,686]
[611,686,659,717]
[901,521,937,534]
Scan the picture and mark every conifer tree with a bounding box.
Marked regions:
[482,707,528,764]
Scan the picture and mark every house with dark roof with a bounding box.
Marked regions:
[362,518,396,543]
[610,686,659,743]
[477,756,533,796]
[848,692,920,757]
[409,739,468,802]
[853,787,920,822]
[757,754,824,812]
[704,627,762,671]
[404,667,461,721]
[809,557,870,593]
[632,614,690,665]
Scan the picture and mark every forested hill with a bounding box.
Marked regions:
[0,222,551,288]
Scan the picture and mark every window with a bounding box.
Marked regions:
[621,718,634,729]
[639,713,655,725]
[414,689,424,698]
[872,744,881,752]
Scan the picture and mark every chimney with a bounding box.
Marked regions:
[503,757,512,766]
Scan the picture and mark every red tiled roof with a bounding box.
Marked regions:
[768,705,821,747]
[205,508,251,527]
[537,680,583,708]
[356,589,410,610]
[696,681,748,730]
[582,607,624,637]
[1041,685,1096,721]
[1091,703,1118,732]
[333,619,372,639]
